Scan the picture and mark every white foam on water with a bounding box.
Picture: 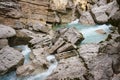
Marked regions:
[68,19,79,25]
[15,45,31,64]
[24,55,58,80]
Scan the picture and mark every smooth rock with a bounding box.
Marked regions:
[95,29,106,34]
[0,46,24,75]
[0,24,16,38]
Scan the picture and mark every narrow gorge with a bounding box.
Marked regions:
[0,0,120,80]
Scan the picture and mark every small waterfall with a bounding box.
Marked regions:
[0,45,58,80]
[22,55,58,80]
[15,45,31,64]
[0,45,31,80]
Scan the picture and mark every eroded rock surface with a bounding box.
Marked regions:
[0,46,24,75]
[47,56,87,80]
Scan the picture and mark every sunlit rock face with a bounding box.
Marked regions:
[51,0,68,11]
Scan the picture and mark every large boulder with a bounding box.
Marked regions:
[0,24,16,38]
[91,1,119,24]
[88,54,113,80]
[0,46,24,75]
[78,43,100,64]
[79,11,95,25]
[47,56,87,80]
[61,27,84,44]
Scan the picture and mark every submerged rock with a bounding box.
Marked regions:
[0,24,16,38]
[0,46,24,75]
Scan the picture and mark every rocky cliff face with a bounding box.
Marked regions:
[0,0,89,26]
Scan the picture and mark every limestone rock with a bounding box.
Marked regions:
[47,56,87,80]
[79,11,95,25]
[62,27,84,44]
[55,50,78,60]
[0,46,24,75]
[27,21,50,33]
[0,24,16,38]
[91,6,109,24]
[78,44,99,64]
[48,38,65,54]
[91,1,119,24]
[57,43,77,53]
[88,54,113,80]
[0,39,8,49]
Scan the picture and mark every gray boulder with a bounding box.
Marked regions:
[0,24,16,38]
[91,1,119,24]
[27,21,50,33]
[47,56,87,80]
[0,46,24,75]
[61,27,84,44]
[79,11,95,25]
